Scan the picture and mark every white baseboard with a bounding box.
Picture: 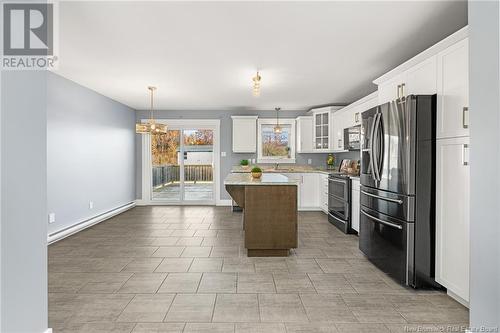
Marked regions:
[47,202,136,244]
[216,199,232,206]
[447,289,469,308]
[298,207,322,211]
[44,329,53,333]
[135,199,147,206]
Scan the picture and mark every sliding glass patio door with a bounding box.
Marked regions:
[150,127,215,204]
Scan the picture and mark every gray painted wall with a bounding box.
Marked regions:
[47,73,136,235]
[1,71,48,332]
[469,1,500,328]
[135,110,335,201]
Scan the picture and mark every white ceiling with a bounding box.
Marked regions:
[55,1,467,111]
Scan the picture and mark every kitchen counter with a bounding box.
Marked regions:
[231,165,334,174]
[224,173,298,257]
[232,165,360,178]
[224,173,299,186]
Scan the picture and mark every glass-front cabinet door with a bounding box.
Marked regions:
[313,110,330,150]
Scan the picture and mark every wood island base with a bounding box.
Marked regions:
[225,184,298,257]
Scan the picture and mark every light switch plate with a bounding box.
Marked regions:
[221,152,226,157]
[89,201,94,209]
[48,213,56,224]
[308,159,312,165]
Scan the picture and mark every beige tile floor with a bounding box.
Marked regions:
[49,206,469,333]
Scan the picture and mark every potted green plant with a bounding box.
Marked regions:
[251,166,262,179]
[240,159,250,169]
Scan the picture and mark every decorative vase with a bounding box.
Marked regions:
[251,171,262,179]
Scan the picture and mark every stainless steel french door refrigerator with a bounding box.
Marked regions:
[359,95,441,288]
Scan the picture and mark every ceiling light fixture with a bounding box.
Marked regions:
[136,86,167,135]
[274,107,282,134]
[252,71,261,97]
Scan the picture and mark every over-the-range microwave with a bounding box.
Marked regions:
[344,125,361,151]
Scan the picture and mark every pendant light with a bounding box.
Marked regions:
[252,71,261,97]
[274,107,282,134]
[136,86,167,134]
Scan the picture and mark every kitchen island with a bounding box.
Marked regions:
[224,173,298,257]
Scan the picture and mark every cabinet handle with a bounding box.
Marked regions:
[355,112,360,123]
[396,85,401,99]
[401,83,405,98]
[462,144,469,166]
[463,107,469,129]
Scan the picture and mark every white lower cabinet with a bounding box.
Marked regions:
[435,137,470,303]
[284,173,320,210]
[298,173,320,210]
[350,178,360,232]
[319,174,329,214]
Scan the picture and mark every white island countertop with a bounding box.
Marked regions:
[224,173,299,186]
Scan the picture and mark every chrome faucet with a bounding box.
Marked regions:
[275,163,279,170]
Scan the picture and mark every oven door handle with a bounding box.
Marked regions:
[328,178,347,184]
[360,190,403,205]
[361,210,402,230]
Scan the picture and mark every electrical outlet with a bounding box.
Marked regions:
[221,151,226,157]
[89,201,94,209]
[308,158,312,165]
[48,213,56,224]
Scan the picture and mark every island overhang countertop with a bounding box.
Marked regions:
[224,172,299,186]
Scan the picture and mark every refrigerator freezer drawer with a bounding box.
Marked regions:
[360,186,415,222]
[359,207,414,286]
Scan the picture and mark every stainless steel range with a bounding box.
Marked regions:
[328,173,352,234]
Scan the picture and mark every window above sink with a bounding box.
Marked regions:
[257,118,296,164]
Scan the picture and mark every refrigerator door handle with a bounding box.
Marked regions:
[361,210,403,230]
[369,113,378,181]
[376,112,385,181]
[372,113,382,181]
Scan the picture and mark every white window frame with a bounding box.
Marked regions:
[257,118,296,164]
[140,119,221,206]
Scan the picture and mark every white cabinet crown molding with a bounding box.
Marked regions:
[337,91,378,113]
[373,26,468,85]
[231,115,258,119]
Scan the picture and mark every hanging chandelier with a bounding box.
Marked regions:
[252,71,261,97]
[274,107,282,134]
[136,86,167,134]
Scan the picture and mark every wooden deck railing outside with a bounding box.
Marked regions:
[153,164,213,187]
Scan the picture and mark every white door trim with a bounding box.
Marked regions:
[140,119,221,206]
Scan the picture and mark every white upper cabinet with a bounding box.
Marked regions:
[435,136,470,303]
[296,116,313,153]
[374,27,468,106]
[231,116,257,153]
[310,106,342,152]
[312,108,332,151]
[331,110,346,152]
[378,74,404,104]
[332,92,378,152]
[377,56,437,104]
[436,38,469,139]
[405,55,437,96]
